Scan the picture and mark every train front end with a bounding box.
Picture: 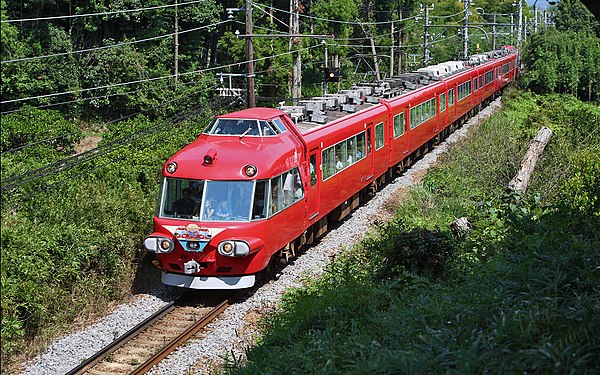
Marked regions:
[144,109,303,289]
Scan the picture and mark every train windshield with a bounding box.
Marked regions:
[204,118,281,136]
[159,178,258,222]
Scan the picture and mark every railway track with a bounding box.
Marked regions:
[67,291,241,375]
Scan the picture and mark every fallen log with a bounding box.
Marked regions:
[508,126,553,194]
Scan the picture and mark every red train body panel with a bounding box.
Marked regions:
[144,47,519,289]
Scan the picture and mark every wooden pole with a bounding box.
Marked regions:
[508,126,553,194]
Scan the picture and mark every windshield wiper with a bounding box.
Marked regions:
[239,127,252,139]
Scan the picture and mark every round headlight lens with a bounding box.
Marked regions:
[160,239,172,250]
[166,162,178,174]
[219,241,235,256]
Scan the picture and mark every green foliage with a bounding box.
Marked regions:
[1,108,83,181]
[522,29,600,101]
[552,0,600,36]
[562,145,600,218]
[233,91,600,374]
[0,103,224,360]
[365,218,457,280]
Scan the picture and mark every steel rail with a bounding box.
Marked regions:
[66,301,176,375]
[131,295,235,374]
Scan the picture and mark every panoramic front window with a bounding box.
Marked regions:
[205,118,265,136]
[160,178,204,219]
[159,178,255,221]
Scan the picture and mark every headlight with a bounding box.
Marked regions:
[144,237,174,253]
[218,241,235,256]
[218,240,250,257]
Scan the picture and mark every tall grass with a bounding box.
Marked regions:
[235,91,600,374]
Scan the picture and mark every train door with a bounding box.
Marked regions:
[392,107,409,162]
[366,123,374,181]
[306,149,320,221]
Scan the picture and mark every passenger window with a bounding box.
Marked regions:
[439,94,446,113]
[282,168,303,207]
[357,132,366,160]
[335,141,347,170]
[309,154,317,186]
[347,137,357,165]
[269,176,283,216]
[322,147,335,180]
[394,113,402,138]
[375,123,384,150]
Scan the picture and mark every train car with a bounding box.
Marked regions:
[144,47,519,289]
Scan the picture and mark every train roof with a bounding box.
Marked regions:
[280,47,517,134]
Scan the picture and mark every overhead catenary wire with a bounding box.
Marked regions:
[1,0,206,23]
[1,86,233,192]
[41,97,238,193]
[2,20,230,64]
[1,79,217,154]
[254,3,419,25]
[1,44,321,106]
[1,75,212,116]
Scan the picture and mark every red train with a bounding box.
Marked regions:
[144,47,519,289]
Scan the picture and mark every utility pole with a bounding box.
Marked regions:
[423,5,431,65]
[463,0,469,59]
[517,0,523,50]
[322,41,328,96]
[246,0,255,108]
[290,0,301,100]
[360,22,381,81]
[492,14,496,50]
[174,0,179,90]
[510,13,514,45]
[390,21,394,77]
[397,1,403,74]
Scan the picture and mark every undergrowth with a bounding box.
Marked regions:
[233,90,600,374]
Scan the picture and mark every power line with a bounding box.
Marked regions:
[1,76,210,116]
[1,91,234,192]
[1,44,322,106]
[1,81,218,155]
[254,3,419,25]
[42,97,238,193]
[2,21,229,64]
[1,0,206,24]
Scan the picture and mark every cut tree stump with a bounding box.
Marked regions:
[450,217,473,237]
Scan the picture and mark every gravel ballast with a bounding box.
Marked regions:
[21,98,502,375]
